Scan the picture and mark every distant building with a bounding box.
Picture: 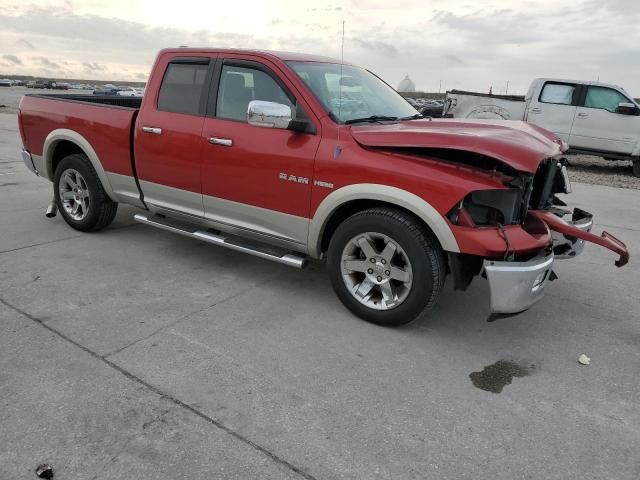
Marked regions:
[397,74,416,92]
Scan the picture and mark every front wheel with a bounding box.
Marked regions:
[327,208,446,326]
[53,153,118,232]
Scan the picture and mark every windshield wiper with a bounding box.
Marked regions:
[400,113,425,120]
[344,115,398,125]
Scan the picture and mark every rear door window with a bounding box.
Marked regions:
[539,83,576,105]
[157,62,209,115]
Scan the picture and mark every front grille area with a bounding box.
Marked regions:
[529,158,568,210]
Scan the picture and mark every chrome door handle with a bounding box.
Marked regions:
[208,137,233,147]
[530,108,542,113]
[577,113,588,118]
[142,126,162,135]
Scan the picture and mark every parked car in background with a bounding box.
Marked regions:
[40,81,69,90]
[18,48,629,326]
[419,100,445,118]
[27,80,46,89]
[116,86,144,97]
[404,97,418,107]
[444,78,640,176]
[93,84,121,95]
[0,79,12,87]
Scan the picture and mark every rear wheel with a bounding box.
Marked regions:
[327,207,446,326]
[54,153,118,232]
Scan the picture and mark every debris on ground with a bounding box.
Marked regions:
[578,354,591,365]
[35,463,53,479]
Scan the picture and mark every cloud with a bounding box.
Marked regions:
[581,0,640,17]
[1,0,640,94]
[17,38,35,49]
[352,38,398,57]
[430,8,538,45]
[83,62,106,72]
[34,56,61,69]
[2,54,22,65]
[443,54,464,66]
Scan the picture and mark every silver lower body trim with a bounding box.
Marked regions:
[138,179,309,249]
[106,172,145,208]
[484,252,554,314]
[134,213,308,269]
[21,149,39,175]
[139,180,204,217]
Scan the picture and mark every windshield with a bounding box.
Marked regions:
[287,62,419,124]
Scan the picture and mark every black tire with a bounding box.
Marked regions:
[327,207,446,326]
[53,153,118,232]
[633,160,640,178]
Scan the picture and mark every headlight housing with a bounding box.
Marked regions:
[448,188,526,227]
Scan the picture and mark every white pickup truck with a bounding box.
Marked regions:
[443,78,640,176]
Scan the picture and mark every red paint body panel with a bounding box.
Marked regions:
[451,222,551,258]
[200,52,321,217]
[350,119,567,174]
[19,95,136,177]
[309,121,513,218]
[134,110,204,192]
[133,51,212,193]
[201,118,320,217]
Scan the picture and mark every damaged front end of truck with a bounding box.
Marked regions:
[446,155,629,316]
[351,119,630,316]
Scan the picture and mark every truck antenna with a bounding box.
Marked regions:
[335,20,345,159]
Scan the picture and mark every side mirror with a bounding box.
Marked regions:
[247,100,292,129]
[615,102,640,115]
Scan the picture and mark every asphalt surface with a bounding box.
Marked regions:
[1,112,639,479]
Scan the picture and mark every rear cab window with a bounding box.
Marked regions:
[157,59,210,115]
[539,82,577,105]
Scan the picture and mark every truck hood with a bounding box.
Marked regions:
[350,118,567,174]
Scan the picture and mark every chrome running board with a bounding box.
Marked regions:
[134,213,308,269]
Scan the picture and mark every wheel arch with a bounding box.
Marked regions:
[308,184,460,258]
[43,129,117,201]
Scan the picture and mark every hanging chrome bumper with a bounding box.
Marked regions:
[484,252,555,314]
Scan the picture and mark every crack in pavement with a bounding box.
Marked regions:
[0,295,318,480]
[0,234,86,255]
[101,274,280,359]
[0,223,141,255]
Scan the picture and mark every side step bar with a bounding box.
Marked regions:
[134,214,308,269]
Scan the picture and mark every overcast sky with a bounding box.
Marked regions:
[1,0,639,94]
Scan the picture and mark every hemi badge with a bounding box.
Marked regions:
[314,180,334,189]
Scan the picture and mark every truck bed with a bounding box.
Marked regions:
[26,93,142,109]
[448,90,525,102]
[19,93,139,178]
[444,90,527,120]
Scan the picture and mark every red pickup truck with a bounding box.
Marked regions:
[18,48,629,325]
